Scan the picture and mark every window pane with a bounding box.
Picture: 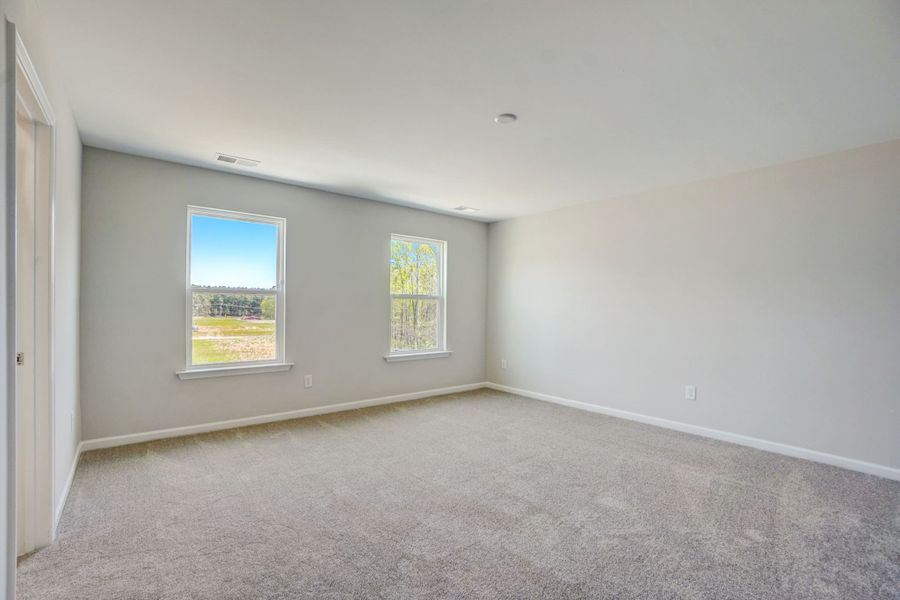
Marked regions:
[415,242,441,296]
[390,239,414,295]
[390,238,441,296]
[390,298,439,352]
[192,292,276,364]
[191,215,277,289]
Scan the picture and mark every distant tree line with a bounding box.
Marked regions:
[192,293,276,319]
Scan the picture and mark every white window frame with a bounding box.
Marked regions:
[385,234,450,361]
[179,206,290,378]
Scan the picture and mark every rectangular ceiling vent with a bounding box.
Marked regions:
[453,205,479,214]
[215,153,260,168]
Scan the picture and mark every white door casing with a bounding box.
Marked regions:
[13,31,55,558]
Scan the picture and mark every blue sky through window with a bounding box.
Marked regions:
[191,215,277,288]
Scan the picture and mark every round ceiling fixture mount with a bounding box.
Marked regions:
[494,113,518,124]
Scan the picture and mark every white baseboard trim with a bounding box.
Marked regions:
[54,441,84,536]
[486,382,900,482]
[80,382,489,452]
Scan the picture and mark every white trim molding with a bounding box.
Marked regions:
[14,28,58,555]
[80,382,488,452]
[384,351,452,362]
[486,383,900,482]
[176,362,293,380]
[14,33,55,125]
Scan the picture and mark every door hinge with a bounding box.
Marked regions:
[16,352,24,366]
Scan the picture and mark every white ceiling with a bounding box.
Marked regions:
[37,0,900,221]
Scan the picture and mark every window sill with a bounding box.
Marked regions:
[384,351,452,363]
[176,362,294,380]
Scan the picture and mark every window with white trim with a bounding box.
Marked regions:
[389,234,446,354]
[186,206,285,369]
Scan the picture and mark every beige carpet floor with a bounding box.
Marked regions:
[16,389,900,599]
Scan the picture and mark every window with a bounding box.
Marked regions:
[389,234,447,357]
[184,206,286,373]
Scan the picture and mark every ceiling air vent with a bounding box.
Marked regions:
[215,153,260,168]
[453,205,479,214]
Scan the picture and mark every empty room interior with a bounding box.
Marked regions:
[1,0,899,598]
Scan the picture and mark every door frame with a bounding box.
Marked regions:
[13,31,55,554]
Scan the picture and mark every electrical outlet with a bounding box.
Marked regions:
[304,374,313,388]
[501,359,507,370]
[685,385,697,401]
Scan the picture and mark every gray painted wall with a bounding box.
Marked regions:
[80,148,487,440]
[487,140,900,469]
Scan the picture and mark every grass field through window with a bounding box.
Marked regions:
[192,316,276,364]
